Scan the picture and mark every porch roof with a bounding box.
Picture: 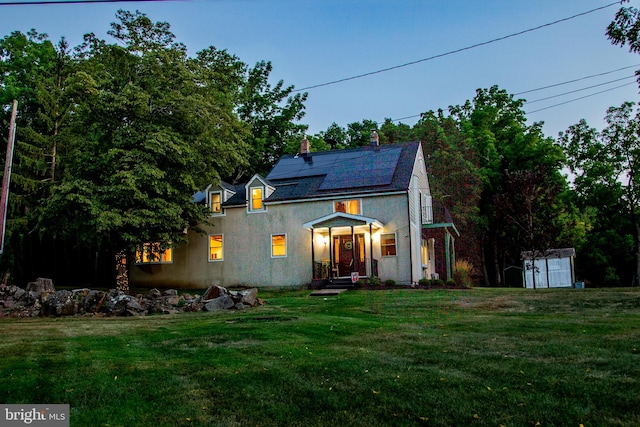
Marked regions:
[303,212,384,230]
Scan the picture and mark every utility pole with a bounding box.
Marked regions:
[0,100,18,255]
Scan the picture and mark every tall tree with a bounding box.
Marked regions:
[37,10,250,261]
[560,102,640,285]
[233,60,307,181]
[449,86,567,286]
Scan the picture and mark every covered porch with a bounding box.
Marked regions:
[303,212,384,285]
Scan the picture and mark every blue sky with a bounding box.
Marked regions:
[1,0,639,138]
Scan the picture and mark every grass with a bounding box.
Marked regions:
[1,287,639,426]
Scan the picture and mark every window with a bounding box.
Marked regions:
[209,234,223,261]
[251,187,264,211]
[135,242,173,264]
[381,233,397,257]
[271,234,287,258]
[210,191,222,215]
[334,199,361,215]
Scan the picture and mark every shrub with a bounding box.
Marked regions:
[446,280,457,288]
[384,279,396,287]
[367,276,381,287]
[418,278,430,287]
[453,259,475,288]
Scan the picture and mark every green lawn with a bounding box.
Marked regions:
[1,287,639,426]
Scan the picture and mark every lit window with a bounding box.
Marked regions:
[334,199,361,215]
[210,192,222,214]
[135,242,173,264]
[209,234,223,261]
[271,234,287,258]
[251,187,263,211]
[381,233,397,257]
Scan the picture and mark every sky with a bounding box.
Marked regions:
[1,0,639,139]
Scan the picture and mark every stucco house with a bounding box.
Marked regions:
[130,134,448,289]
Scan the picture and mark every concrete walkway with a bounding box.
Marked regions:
[310,288,349,297]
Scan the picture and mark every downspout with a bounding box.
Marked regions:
[445,230,451,281]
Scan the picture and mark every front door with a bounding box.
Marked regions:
[333,234,366,277]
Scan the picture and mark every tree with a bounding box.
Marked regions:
[607,0,640,86]
[560,102,640,285]
[36,10,250,265]
[449,86,567,286]
[233,60,308,181]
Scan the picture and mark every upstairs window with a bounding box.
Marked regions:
[334,199,361,215]
[136,242,173,264]
[210,191,222,215]
[250,187,264,211]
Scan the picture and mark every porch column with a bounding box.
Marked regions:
[350,225,355,274]
[328,227,334,279]
[369,223,373,277]
[310,228,315,279]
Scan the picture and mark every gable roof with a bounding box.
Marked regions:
[264,141,422,203]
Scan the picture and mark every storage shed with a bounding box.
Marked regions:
[521,248,576,289]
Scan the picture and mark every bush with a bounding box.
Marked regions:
[367,276,381,287]
[453,259,475,288]
[384,279,396,287]
[418,278,430,287]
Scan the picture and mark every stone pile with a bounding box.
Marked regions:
[0,279,263,318]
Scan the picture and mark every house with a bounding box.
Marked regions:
[130,134,452,289]
[522,248,576,288]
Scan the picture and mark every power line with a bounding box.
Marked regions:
[0,0,174,5]
[514,64,640,95]
[524,75,637,104]
[381,67,640,125]
[525,82,636,114]
[293,1,621,93]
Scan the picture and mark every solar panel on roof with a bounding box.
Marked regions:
[318,147,401,190]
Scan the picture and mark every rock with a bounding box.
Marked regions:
[147,288,162,299]
[42,290,76,316]
[204,295,235,312]
[240,288,259,307]
[164,295,180,306]
[182,301,204,312]
[112,295,145,316]
[202,285,226,301]
[162,289,178,296]
[83,290,109,314]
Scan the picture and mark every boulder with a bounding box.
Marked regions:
[204,295,235,312]
[202,285,226,301]
[112,294,146,316]
[83,290,109,314]
[240,288,259,307]
[42,290,76,316]
[147,288,162,299]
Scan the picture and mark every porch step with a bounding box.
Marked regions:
[325,278,356,289]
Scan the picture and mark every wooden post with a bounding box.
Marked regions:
[0,100,18,255]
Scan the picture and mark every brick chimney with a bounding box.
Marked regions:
[370,130,379,146]
[300,136,310,155]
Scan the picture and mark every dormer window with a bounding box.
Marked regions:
[334,199,361,215]
[210,191,222,215]
[246,174,273,213]
[251,187,264,211]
